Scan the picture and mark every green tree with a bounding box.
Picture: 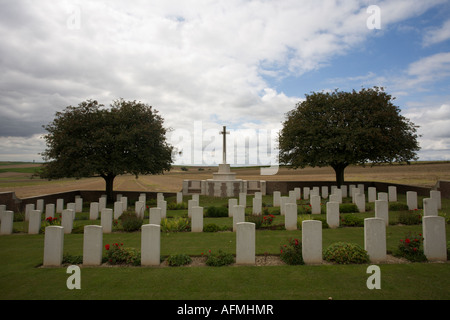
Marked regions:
[278,87,420,186]
[41,99,174,201]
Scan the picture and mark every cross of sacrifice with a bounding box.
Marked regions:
[219,126,230,164]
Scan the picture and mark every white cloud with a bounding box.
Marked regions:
[0,0,448,162]
[423,19,450,46]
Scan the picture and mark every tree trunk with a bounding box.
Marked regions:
[331,163,347,187]
[103,173,116,204]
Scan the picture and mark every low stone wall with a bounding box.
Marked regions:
[0,190,177,213]
[436,180,450,199]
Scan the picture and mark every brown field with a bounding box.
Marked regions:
[0,162,449,198]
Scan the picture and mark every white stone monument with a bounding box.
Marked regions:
[326,202,339,229]
[233,205,245,232]
[364,218,386,263]
[302,220,322,264]
[141,224,161,266]
[101,208,113,233]
[236,222,255,265]
[43,226,64,267]
[285,203,297,231]
[83,225,103,266]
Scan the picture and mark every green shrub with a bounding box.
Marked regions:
[397,210,422,225]
[297,204,311,214]
[167,254,192,266]
[167,202,187,210]
[203,223,220,232]
[205,250,234,266]
[246,214,264,229]
[62,253,83,265]
[205,206,228,217]
[160,217,190,232]
[339,203,359,213]
[280,238,304,265]
[104,243,140,266]
[340,214,364,227]
[389,202,409,211]
[120,212,143,232]
[323,242,369,264]
[394,232,427,262]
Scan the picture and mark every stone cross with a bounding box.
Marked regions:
[219,125,230,164]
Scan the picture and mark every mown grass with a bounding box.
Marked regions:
[0,193,449,300]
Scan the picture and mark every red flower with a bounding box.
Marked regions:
[405,239,410,244]
[105,244,110,250]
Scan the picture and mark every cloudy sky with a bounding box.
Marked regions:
[0,0,449,165]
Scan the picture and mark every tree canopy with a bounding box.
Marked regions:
[278,87,420,186]
[41,99,174,200]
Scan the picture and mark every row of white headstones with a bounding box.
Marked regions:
[0,186,446,266]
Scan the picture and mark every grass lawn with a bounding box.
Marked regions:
[0,194,449,300]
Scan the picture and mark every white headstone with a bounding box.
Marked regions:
[188,199,198,218]
[294,187,301,200]
[141,224,161,266]
[176,192,183,204]
[228,199,238,217]
[99,197,106,212]
[114,201,123,219]
[90,202,99,220]
[236,222,255,265]
[0,210,14,235]
[191,206,203,232]
[285,203,297,231]
[61,209,74,234]
[326,202,339,229]
[364,218,386,263]
[75,197,83,213]
[288,190,297,204]
[149,207,161,225]
[368,187,376,203]
[423,216,447,261]
[101,208,113,233]
[273,191,281,207]
[56,199,64,214]
[239,193,247,208]
[28,210,41,234]
[423,198,437,216]
[355,193,366,213]
[25,203,35,221]
[45,203,55,219]
[67,203,76,219]
[388,186,397,202]
[341,185,348,198]
[252,197,262,215]
[121,196,128,211]
[83,225,103,266]
[36,199,44,212]
[135,201,145,219]
[43,226,64,267]
[406,191,418,210]
[233,205,245,232]
[310,195,321,214]
[321,186,328,199]
[303,187,310,200]
[302,220,322,264]
[375,200,389,226]
[430,190,441,210]
[377,192,388,201]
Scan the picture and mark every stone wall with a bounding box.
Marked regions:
[0,190,176,213]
